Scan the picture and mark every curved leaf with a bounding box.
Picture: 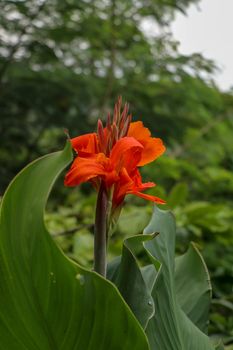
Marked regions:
[0,142,149,350]
[107,234,156,329]
[175,242,212,334]
[108,207,217,349]
[144,206,215,350]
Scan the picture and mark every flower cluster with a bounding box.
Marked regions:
[65,98,166,208]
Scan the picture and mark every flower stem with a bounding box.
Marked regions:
[94,182,108,277]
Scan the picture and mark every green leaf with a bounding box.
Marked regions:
[108,207,217,349]
[0,142,149,350]
[175,243,212,334]
[107,234,156,329]
[144,206,216,350]
[118,206,151,236]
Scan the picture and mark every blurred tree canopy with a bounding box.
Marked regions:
[1,0,233,344]
[1,0,229,191]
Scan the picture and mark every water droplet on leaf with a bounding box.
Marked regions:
[76,274,85,285]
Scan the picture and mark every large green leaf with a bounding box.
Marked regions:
[108,206,219,349]
[175,242,212,334]
[0,142,149,350]
[107,234,156,329]
[144,207,216,350]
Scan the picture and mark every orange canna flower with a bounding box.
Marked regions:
[65,98,166,208]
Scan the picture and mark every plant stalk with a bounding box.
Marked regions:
[94,182,109,277]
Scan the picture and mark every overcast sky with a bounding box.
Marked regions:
[171,0,233,91]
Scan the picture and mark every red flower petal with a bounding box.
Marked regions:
[130,191,166,204]
[126,168,165,204]
[110,137,143,173]
[64,156,105,186]
[71,133,99,156]
[65,153,118,187]
[112,167,163,207]
[112,167,134,206]
[128,121,166,166]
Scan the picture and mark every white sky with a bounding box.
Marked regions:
[171,0,233,91]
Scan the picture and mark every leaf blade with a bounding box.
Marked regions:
[0,142,149,350]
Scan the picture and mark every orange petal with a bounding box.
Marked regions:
[64,154,118,187]
[131,191,166,204]
[125,168,165,204]
[110,137,143,172]
[128,121,151,139]
[137,182,155,190]
[128,121,166,166]
[64,156,105,186]
[112,167,134,206]
[112,167,158,206]
[71,133,99,156]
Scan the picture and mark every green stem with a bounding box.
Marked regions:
[94,182,108,277]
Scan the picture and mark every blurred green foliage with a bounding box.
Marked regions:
[1,0,233,346]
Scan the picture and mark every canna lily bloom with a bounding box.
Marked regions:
[64,98,166,209]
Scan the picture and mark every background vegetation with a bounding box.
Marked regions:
[0,0,232,347]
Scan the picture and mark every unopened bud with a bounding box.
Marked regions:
[120,113,132,138]
[120,103,129,124]
[97,119,105,152]
[107,112,111,130]
[113,96,122,125]
[112,122,119,143]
